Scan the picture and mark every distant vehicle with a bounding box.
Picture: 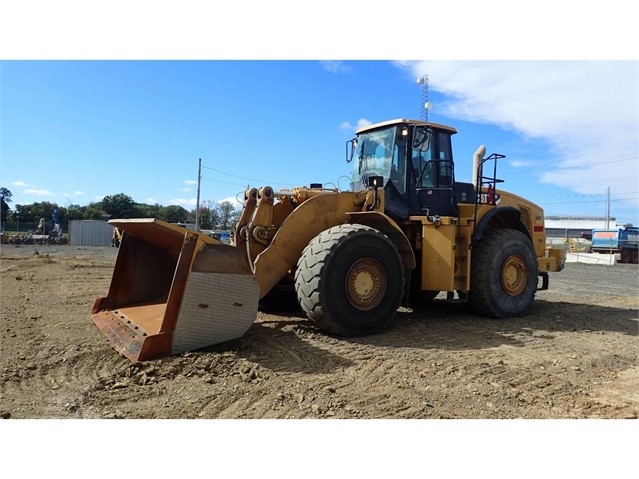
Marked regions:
[591,226,639,263]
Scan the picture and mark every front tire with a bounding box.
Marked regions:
[468,229,538,318]
[295,224,404,336]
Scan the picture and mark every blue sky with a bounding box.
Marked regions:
[3,59,637,225]
[1,2,638,229]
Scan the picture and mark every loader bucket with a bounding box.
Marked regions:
[91,219,258,362]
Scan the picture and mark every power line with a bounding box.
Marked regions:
[530,191,637,199]
[504,156,637,175]
[200,175,248,187]
[539,197,639,205]
[202,165,297,187]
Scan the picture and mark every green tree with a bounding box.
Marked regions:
[84,202,108,220]
[209,204,221,229]
[100,193,136,219]
[135,203,161,219]
[158,204,190,223]
[63,204,86,221]
[190,200,216,229]
[217,201,240,230]
[18,201,59,223]
[14,204,34,223]
[1,187,12,227]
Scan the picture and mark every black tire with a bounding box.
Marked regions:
[632,250,639,264]
[258,276,300,312]
[619,248,636,263]
[468,229,538,318]
[620,249,630,264]
[294,224,404,336]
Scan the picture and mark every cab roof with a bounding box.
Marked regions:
[355,118,457,135]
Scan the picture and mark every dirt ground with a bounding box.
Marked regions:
[1,244,638,476]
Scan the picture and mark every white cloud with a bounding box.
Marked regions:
[397,60,638,203]
[24,188,55,196]
[320,61,350,74]
[63,191,85,197]
[146,197,157,204]
[181,187,191,192]
[167,197,197,207]
[340,118,373,132]
[217,196,243,209]
[184,180,198,185]
[509,160,531,168]
[11,180,32,187]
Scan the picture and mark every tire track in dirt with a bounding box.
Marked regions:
[591,366,639,418]
[1,347,129,417]
[262,322,444,418]
[239,322,354,374]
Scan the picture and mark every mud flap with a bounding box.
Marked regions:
[91,219,258,362]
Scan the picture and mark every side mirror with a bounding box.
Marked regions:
[346,138,358,163]
[413,127,431,151]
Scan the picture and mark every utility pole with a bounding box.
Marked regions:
[605,186,610,228]
[196,158,202,231]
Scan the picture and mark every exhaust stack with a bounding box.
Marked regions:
[472,144,486,187]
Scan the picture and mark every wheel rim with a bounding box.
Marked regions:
[500,254,527,296]
[345,258,386,311]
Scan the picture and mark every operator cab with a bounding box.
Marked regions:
[348,119,468,221]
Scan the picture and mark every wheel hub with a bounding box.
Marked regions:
[345,258,386,311]
[501,254,527,296]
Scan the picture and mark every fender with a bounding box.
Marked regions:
[252,194,417,299]
[473,206,530,243]
[252,192,354,298]
[346,211,416,270]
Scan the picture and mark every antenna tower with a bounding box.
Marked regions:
[416,74,431,122]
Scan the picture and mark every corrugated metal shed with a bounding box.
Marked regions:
[69,220,113,246]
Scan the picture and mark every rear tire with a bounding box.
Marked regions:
[468,229,538,318]
[620,249,630,263]
[295,224,404,336]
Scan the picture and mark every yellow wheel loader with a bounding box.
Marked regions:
[91,119,566,362]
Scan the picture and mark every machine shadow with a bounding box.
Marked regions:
[200,313,355,375]
[196,299,636,373]
[347,299,638,351]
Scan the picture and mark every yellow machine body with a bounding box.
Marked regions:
[91,118,565,361]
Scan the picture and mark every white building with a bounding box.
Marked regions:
[544,216,629,239]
